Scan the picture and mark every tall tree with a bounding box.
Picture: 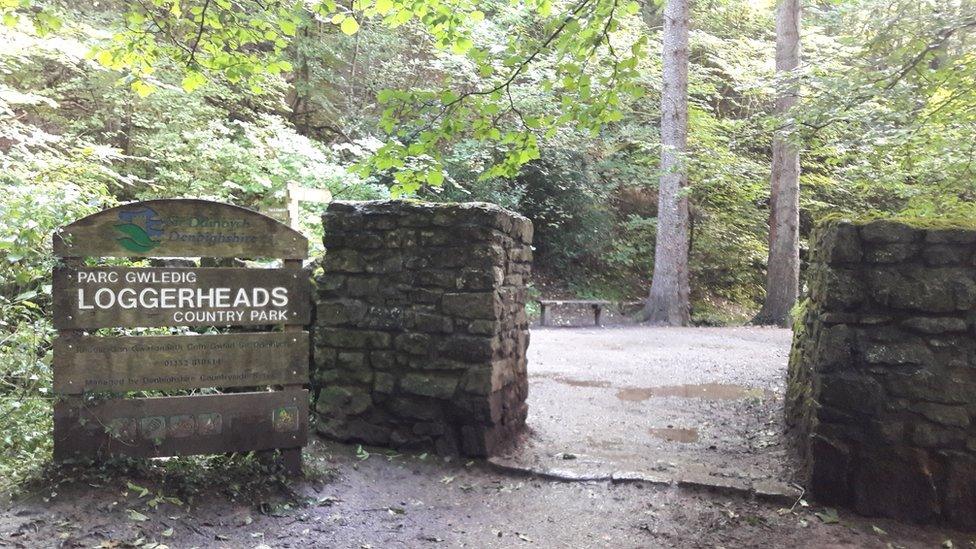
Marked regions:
[646,0,691,326]
[754,0,801,327]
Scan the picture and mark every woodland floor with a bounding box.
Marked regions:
[1,327,973,548]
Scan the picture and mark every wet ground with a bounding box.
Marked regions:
[495,326,794,495]
[1,326,972,547]
[0,438,970,548]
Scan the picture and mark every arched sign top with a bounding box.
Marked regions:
[53,199,307,259]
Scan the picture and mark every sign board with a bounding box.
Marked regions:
[52,199,310,473]
[53,332,308,393]
[54,389,308,459]
[53,266,310,329]
[53,199,306,259]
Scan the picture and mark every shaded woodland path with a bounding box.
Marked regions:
[492,326,797,497]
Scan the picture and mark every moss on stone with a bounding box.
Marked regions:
[816,213,976,231]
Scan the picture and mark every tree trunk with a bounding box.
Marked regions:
[646,0,691,326]
[754,0,801,328]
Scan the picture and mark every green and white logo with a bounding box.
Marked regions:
[114,206,163,253]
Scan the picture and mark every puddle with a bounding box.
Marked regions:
[616,383,766,402]
[648,427,699,443]
[538,375,613,389]
[538,375,768,402]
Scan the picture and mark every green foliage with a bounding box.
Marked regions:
[0,318,55,493]
[799,0,976,218]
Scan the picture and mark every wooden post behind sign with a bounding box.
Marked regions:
[51,199,310,474]
[286,182,332,230]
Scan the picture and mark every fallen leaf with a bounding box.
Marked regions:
[161,527,174,537]
[815,508,840,524]
[872,525,887,536]
[127,509,150,522]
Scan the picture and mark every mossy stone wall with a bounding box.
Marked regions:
[312,200,532,456]
[787,219,976,529]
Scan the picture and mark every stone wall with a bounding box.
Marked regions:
[787,219,976,529]
[312,200,532,456]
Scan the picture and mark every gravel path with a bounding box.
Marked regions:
[498,326,796,487]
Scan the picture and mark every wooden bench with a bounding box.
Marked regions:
[537,299,607,326]
[537,299,644,327]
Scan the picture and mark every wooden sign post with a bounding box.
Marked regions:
[52,199,310,473]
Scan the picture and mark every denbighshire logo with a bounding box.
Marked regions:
[114,206,163,253]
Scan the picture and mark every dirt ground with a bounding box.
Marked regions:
[503,326,795,490]
[1,326,973,548]
[0,438,970,548]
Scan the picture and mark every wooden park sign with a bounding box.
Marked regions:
[52,199,310,473]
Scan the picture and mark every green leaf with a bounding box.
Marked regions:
[340,16,360,35]
[130,80,154,98]
[375,0,394,15]
[426,170,444,186]
[181,72,207,93]
[279,19,296,36]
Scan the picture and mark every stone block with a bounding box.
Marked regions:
[868,267,976,313]
[395,332,433,356]
[859,341,934,367]
[817,222,862,264]
[467,319,500,336]
[345,276,380,297]
[324,249,366,273]
[851,448,939,523]
[370,351,396,370]
[922,245,970,266]
[374,372,396,394]
[901,316,968,334]
[439,335,497,362]
[345,419,392,445]
[910,402,970,428]
[457,267,505,290]
[318,327,392,349]
[317,385,372,416]
[819,374,885,416]
[360,306,403,330]
[943,453,976,530]
[405,311,453,333]
[863,243,919,263]
[316,299,367,326]
[400,373,459,399]
[387,397,443,421]
[925,228,976,244]
[442,292,500,319]
[859,220,919,243]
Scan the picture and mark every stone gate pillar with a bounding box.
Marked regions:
[788,219,976,529]
[313,200,532,456]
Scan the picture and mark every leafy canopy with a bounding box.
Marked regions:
[1,0,648,195]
